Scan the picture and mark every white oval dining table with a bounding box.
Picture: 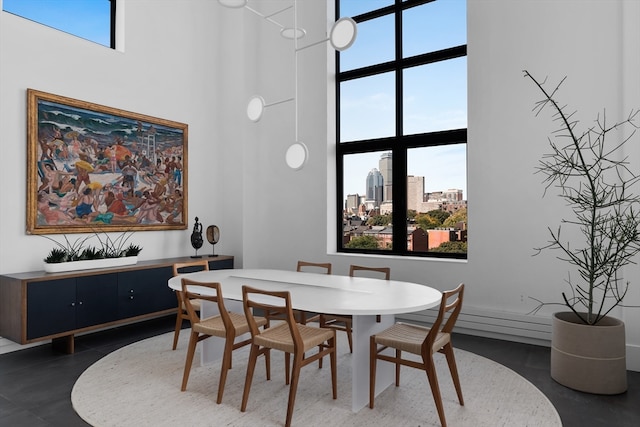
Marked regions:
[169,268,442,412]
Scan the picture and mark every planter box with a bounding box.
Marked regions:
[44,256,138,273]
[551,311,627,394]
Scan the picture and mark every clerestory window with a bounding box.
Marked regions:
[2,0,116,49]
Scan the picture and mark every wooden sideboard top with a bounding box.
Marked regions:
[0,255,234,282]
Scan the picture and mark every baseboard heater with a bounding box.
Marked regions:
[398,306,552,347]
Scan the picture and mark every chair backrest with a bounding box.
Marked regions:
[425,283,464,349]
[181,278,231,328]
[173,259,209,276]
[349,264,390,280]
[296,260,332,275]
[242,285,303,351]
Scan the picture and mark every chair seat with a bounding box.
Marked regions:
[194,312,267,338]
[254,322,335,353]
[374,322,450,355]
[182,298,202,311]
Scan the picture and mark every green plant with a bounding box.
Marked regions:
[93,230,140,258]
[525,70,640,325]
[43,230,142,263]
[42,234,93,263]
[345,235,382,249]
[43,247,69,263]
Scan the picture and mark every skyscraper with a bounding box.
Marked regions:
[407,175,425,212]
[379,152,392,202]
[366,168,384,207]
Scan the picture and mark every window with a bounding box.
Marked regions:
[2,0,116,49]
[337,0,467,259]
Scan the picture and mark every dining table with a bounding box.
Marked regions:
[168,268,442,412]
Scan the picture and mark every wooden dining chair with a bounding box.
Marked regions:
[180,278,268,404]
[320,264,391,353]
[369,283,465,427]
[295,260,332,324]
[240,285,337,427]
[171,260,209,350]
[263,261,332,325]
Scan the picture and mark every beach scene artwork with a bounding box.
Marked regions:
[27,89,188,234]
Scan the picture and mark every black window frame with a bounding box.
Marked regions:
[110,0,117,49]
[336,0,467,259]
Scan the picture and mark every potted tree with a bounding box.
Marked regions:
[524,70,640,394]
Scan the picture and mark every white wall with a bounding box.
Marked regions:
[1,0,639,369]
[0,0,246,269]
[241,0,640,369]
[464,0,640,369]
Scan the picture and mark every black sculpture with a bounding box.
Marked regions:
[190,216,203,258]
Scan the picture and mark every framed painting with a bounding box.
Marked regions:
[27,89,188,234]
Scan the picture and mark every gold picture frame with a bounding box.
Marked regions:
[27,89,188,234]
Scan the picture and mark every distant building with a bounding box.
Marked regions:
[366,168,384,207]
[442,189,463,202]
[413,187,467,214]
[379,152,392,202]
[345,193,360,216]
[343,225,429,252]
[427,229,468,249]
[407,175,426,212]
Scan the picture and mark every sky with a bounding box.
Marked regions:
[2,0,111,47]
[3,0,467,197]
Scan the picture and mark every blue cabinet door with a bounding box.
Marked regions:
[76,273,118,328]
[27,278,76,339]
[118,266,175,318]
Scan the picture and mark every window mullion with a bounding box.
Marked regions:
[393,0,406,254]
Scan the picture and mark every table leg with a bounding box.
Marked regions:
[351,313,394,412]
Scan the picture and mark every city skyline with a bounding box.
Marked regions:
[343,147,466,200]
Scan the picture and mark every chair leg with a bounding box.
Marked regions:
[180,331,199,391]
[241,344,260,412]
[346,324,353,353]
[443,344,464,406]
[318,315,326,369]
[285,353,291,384]
[395,349,401,386]
[172,310,183,350]
[265,348,271,381]
[330,336,337,399]
[285,355,303,427]
[216,336,234,404]
[424,354,447,427]
[369,335,376,409]
[317,345,324,369]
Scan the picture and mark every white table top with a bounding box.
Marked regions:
[168,268,442,316]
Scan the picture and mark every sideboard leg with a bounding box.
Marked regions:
[52,334,75,354]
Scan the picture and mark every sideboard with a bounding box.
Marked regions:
[0,255,233,353]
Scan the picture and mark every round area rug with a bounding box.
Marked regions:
[72,330,561,427]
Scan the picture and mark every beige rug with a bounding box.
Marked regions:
[72,330,561,427]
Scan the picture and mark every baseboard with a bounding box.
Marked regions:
[626,344,640,372]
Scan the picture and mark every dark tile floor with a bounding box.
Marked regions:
[0,315,638,426]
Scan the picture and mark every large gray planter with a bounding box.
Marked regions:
[551,312,627,394]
